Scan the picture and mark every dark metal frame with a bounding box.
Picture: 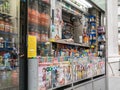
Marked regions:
[19,0,28,90]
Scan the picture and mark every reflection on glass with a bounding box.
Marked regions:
[28,0,51,57]
[0,0,19,89]
[28,0,51,90]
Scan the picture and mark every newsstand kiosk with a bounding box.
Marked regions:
[27,0,107,90]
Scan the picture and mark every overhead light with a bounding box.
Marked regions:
[77,0,92,8]
[80,0,92,8]
[64,0,92,12]
[64,0,85,11]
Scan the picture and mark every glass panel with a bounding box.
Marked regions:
[27,0,106,90]
[91,0,105,10]
[28,0,50,57]
[28,0,51,90]
[0,0,19,89]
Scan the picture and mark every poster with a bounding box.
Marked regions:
[52,61,72,87]
[38,65,52,90]
[51,1,62,40]
[28,35,37,58]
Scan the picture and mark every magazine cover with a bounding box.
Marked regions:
[99,58,105,74]
[52,61,72,87]
[73,57,78,81]
[76,62,82,80]
[38,65,52,90]
[80,58,87,79]
[87,63,93,78]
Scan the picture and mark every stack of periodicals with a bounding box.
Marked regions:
[38,56,105,90]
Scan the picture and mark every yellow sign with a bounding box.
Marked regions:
[28,35,37,58]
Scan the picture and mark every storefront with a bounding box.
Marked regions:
[0,0,106,90]
[27,0,106,90]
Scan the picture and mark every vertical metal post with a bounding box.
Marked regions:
[28,59,38,90]
[19,0,28,90]
[118,59,120,76]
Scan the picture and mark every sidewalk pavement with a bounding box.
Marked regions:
[108,62,120,90]
[108,76,120,90]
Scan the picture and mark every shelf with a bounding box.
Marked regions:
[73,77,92,84]
[89,21,96,23]
[93,74,105,79]
[51,74,106,90]
[0,12,16,18]
[0,41,14,44]
[0,30,18,36]
[98,40,106,42]
[63,0,88,15]
[41,0,51,6]
[0,48,13,51]
[53,82,72,90]
[62,6,81,17]
[98,32,105,34]
[52,39,90,48]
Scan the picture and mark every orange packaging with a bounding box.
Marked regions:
[35,10,39,25]
[40,13,46,26]
[74,49,77,53]
[44,14,50,27]
[4,18,10,32]
[0,16,4,31]
[30,9,39,24]
[84,36,89,44]
[38,13,41,25]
